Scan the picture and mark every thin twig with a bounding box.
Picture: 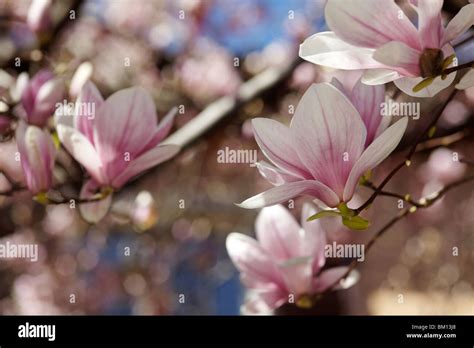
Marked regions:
[313,174,474,303]
[362,181,424,208]
[354,88,458,214]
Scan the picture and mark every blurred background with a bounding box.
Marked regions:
[0,0,473,315]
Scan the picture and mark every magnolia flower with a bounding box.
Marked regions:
[226,204,352,313]
[330,77,390,146]
[21,69,64,127]
[300,0,474,97]
[16,122,56,195]
[238,82,408,210]
[56,82,180,222]
[69,62,93,98]
[27,0,52,33]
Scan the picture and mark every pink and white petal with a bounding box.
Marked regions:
[146,107,178,148]
[111,144,179,189]
[256,161,300,186]
[325,0,420,50]
[255,205,301,261]
[415,0,444,48]
[456,69,474,89]
[79,179,112,223]
[361,69,401,85]
[350,78,386,146]
[393,44,457,97]
[301,202,327,273]
[35,78,64,111]
[313,266,350,293]
[329,77,348,96]
[252,118,310,179]
[226,233,284,287]
[18,124,56,193]
[56,124,106,184]
[278,256,314,296]
[243,289,287,314]
[74,81,104,142]
[291,83,366,196]
[442,4,474,46]
[237,180,340,209]
[299,32,383,70]
[394,73,456,97]
[93,87,157,173]
[0,142,24,186]
[343,117,408,202]
[373,41,421,76]
[375,113,393,139]
[69,62,93,98]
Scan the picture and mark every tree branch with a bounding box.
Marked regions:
[354,88,459,214]
[313,173,474,304]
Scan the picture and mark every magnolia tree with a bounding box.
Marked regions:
[0,0,473,315]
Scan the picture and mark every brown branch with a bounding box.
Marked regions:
[442,60,474,75]
[362,181,424,208]
[313,173,474,303]
[414,128,472,153]
[354,88,459,214]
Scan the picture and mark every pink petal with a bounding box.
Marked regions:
[70,62,93,98]
[226,233,284,289]
[237,180,340,209]
[256,161,301,186]
[361,69,401,85]
[26,0,52,33]
[255,205,301,261]
[325,0,420,50]
[252,118,310,179]
[300,203,327,274]
[93,87,158,178]
[373,41,421,76]
[291,83,366,198]
[278,256,314,296]
[414,0,444,48]
[394,44,456,97]
[111,144,179,189]
[299,32,383,70]
[0,142,24,185]
[349,78,386,146]
[343,117,408,202]
[147,107,178,148]
[313,266,349,293]
[16,123,56,194]
[79,179,112,223]
[31,78,64,125]
[243,288,286,313]
[329,77,348,96]
[442,4,474,46]
[74,81,104,143]
[56,124,106,185]
[394,73,456,97]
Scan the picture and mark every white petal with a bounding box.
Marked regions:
[343,117,408,202]
[442,4,474,46]
[299,32,382,70]
[237,180,340,209]
[373,41,421,76]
